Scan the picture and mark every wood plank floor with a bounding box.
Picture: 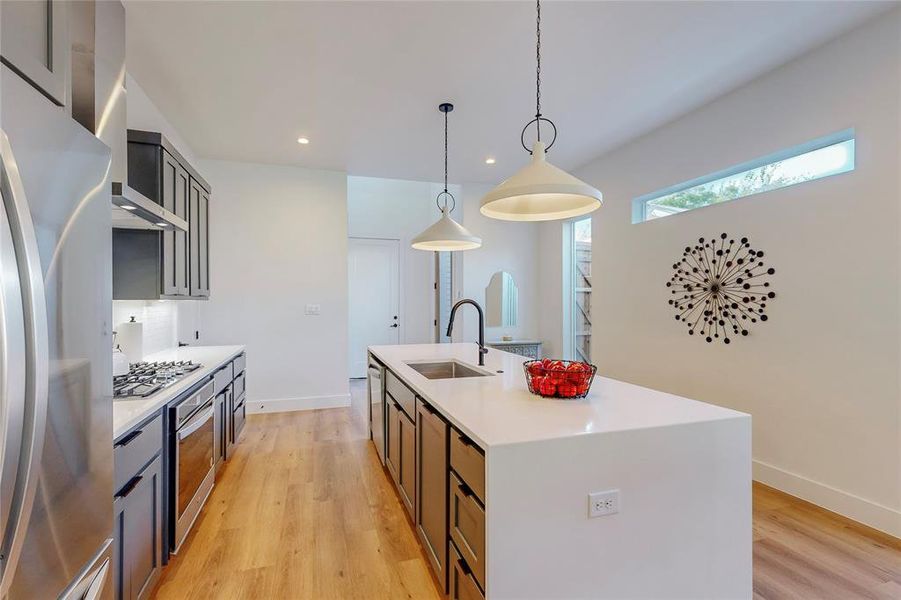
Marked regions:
[153,380,900,599]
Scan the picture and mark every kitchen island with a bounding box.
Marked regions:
[369,343,751,599]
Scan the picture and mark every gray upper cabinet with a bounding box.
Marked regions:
[189,178,210,297]
[114,131,211,300]
[0,0,69,106]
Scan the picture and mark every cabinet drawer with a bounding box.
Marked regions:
[449,541,485,600]
[385,369,415,418]
[450,429,485,502]
[114,413,163,494]
[213,365,231,396]
[233,371,245,400]
[233,397,246,441]
[232,353,246,378]
[449,472,485,591]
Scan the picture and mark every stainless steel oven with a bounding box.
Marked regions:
[171,380,215,552]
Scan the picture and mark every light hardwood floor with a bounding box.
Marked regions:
[153,380,900,600]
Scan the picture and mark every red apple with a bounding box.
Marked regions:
[538,378,557,397]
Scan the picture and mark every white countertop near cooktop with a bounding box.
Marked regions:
[112,345,245,440]
[369,343,748,449]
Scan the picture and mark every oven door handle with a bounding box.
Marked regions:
[177,404,214,440]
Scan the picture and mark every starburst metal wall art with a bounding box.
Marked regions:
[667,233,775,344]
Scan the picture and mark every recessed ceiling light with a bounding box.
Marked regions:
[121,205,137,210]
[156,222,169,227]
[297,137,310,145]
[485,157,496,165]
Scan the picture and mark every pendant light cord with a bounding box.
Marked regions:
[444,106,448,194]
[535,0,541,142]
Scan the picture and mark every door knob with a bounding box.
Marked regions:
[390,324,399,328]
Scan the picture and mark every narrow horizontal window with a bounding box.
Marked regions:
[633,130,855,223]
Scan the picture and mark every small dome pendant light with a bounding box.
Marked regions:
[411,103,482,251]
[480,0,602,222]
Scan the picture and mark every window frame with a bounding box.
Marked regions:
[632,129,855,224]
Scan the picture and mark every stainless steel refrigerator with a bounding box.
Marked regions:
[1,62,114,599]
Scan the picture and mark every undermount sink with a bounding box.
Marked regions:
[405,360,492,380]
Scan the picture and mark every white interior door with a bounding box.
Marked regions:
[348,238,400,378]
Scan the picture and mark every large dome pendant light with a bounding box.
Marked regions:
[411,103,482,251]
[480,0,602,222]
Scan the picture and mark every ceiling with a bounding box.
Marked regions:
[125,1,893,184]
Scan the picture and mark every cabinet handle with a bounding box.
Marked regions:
[115,475,143,499]
[115,429,142,448]
[458,554,473,576]
[458,480,474,499]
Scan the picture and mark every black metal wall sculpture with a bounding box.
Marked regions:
[667,233,775,344]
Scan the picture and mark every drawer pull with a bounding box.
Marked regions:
[457,433,476,449]
[458,480,474,498]
[115,475,143,499]
[115,429,142,447]
[458,554,473,576]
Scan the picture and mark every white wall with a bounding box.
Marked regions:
[347,176,461,345]
[573,12,900,535]
[197,159,350,412]
[460,183,540,345]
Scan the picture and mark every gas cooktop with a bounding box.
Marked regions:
[113,361,202,399]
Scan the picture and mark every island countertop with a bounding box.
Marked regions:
[112,345,245,439]
[368,342,748,448]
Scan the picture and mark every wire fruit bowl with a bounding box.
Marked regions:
[523,359,597,399]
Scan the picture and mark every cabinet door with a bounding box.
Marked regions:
[199,188,210,296]
[160,152,177,295]
[174,164,190,296]
[188,179,202,296]
[398,410,416,519]
[0,0,69,105]
[386,399,400,484]
[416,399,448,590]
[114,455,163,600]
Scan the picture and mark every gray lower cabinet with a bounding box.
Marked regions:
[449,542,485,600]
[114,454,163,600]
[0,0,69,106]
[386,399,400,483]
[385,396,416,519]
[416,398,449,591]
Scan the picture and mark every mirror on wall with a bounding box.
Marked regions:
[486,271,518,327]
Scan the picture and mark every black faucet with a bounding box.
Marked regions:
[446,299,488,366]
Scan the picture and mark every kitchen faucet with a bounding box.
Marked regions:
[446,299,488,366]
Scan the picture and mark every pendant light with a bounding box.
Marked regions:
[411,103,482,251]
[480,0,602,222]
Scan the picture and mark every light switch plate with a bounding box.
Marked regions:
[304,304,321,316]
[588,489,620,518]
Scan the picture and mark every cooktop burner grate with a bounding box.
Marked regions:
[113,360,202,399]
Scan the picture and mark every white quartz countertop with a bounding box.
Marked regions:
[369,343,748,449]
[112,345,245,440]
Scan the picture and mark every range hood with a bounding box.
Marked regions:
[112,182,188,231]
[76,0,186,232]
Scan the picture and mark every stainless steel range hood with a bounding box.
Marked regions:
[79,0,186,232]
[112,182,188,231]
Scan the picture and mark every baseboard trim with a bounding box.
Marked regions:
[753,459,900,538]
[246,394,351,415]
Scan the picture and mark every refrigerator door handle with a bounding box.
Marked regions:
[81,558,110,600]
[0,129,50,597]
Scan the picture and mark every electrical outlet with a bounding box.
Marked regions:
[588,489,620,518]
[304,304,321,316]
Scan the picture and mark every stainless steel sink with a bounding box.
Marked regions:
[405,360,491,380]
